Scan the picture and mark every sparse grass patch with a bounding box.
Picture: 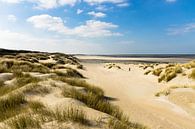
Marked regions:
[62,88,123,120]
[54,106,88,125]
[54,68,84,78]
[108,118,146,129]
[105,64,121,70]
[58,78,104,97]
[31,86,51,95]
[7,114,41,129]
[23,83,50,95]
[155,85,195,97]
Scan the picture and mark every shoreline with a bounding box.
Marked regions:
[77,55,194,64]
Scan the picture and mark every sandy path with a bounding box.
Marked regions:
[81,63,195,129]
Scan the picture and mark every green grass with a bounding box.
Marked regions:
[7,114,41,129]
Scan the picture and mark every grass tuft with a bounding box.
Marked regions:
[7,114,41,129]
[54,68,84,78]
[54,106,88,125]
[62,88,123,120]
[0,93,26,121]
[108,118,146,129]
[58,78,104,97]
[189,69,195,80]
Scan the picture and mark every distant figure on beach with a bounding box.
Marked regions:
[129,68,131,71]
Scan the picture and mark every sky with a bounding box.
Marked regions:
[0,0,194,54]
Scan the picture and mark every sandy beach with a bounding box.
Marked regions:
[77,55,195,129]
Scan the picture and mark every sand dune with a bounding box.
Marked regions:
[78,56,195,129]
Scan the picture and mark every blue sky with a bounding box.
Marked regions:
[0,0,194,54]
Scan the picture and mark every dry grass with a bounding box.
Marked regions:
[54,106,88,125]
[189,69,195,80]
[0,93,26,121]
[152,68,162,76]
[155,85,195,97]
[0,73,41,97]
[0,80,4,86]
[57,78,104,97]
[54,68,84,78]
[157,65,181,82]
[23,83,50,96]
[144,70,151,75]
[62,87,125,121]
[6,114,41,129]
[105,64,121,70]
[0,60,50,74]
[108,118,146,129]
[28,100,45,112]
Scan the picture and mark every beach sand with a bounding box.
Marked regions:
[77,55,195,129]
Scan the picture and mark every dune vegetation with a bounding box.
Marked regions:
[0,50,146,129]
[142,61,195,83]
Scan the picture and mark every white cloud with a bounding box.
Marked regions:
[27,14,121,37]
[0,0,128,9]
[88,11,106,18]
[83,0,126,5]
[0,0,22,3]
[7,14,17,22]
[0,29,103,54]
[0,0,80,9]
[77,9,83,14]
[117,2,129,7]
[166,0,177,3]
[167,23,195,35]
